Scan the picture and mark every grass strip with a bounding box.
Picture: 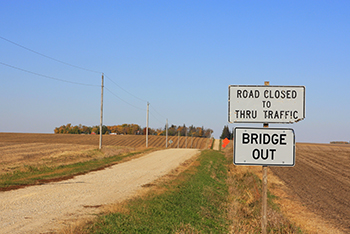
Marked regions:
[0,148,153,191]
[85,150,228,234]
[210,138,215,149]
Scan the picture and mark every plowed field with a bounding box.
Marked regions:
[271,143,350,233]
[0,133,211,149]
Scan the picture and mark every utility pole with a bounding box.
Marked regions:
[146,102,149,147]
[177,131,180,148]
[166,118,168,148]
[99,73,104,150]
[191,134,193,148]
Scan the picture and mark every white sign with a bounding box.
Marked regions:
[234,127,295,166]
[228,85,305,123]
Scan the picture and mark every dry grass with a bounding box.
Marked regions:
[0,143,137,175]
[0,143,94,174]
[225,141,346,234]
[225,143,302,233]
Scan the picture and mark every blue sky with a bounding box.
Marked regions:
[1,1,350,143]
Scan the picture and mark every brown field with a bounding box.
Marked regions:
[271,143,350,233]
[0,133,212,175]
[0,132,211,149]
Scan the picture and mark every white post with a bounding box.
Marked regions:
[166,118,168,148]
[146,102,149,147]
[191,134,193,148]
[99,73,104,150]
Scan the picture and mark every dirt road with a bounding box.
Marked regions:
[271,143,350,233]
[0,148,199,234]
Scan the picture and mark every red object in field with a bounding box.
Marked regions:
[222,138,230,148]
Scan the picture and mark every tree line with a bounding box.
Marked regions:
[220,125,233,139]
[54,123,213,138]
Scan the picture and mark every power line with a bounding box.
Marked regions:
[0,61,99,87]
[0,35,102,74]
[105,87,145,111]
[150,104,166,119]
[150,112,164,124]
[1,36,170,127]
[104,74,147,102]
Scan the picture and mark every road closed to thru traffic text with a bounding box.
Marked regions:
[234,127,295,166]
[228,85,305,123]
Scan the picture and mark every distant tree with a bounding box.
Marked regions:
[81,125,91,134]
[220,125,232,139]
[204,128,213,138]
[180,124,187,136]
[91,126,99,134]
[168,125,177,136]
[72,126,81,134]
[54,123,213,137]
[188,125,196,136]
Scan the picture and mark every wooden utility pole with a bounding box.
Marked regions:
[146,102,149,147]
[99,73,104,150]
[166,118,168,148]
[262,81,269,234]
[191,134,193,148]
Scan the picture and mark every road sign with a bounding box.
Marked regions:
[228,85,305,123]
[233,127,295,166]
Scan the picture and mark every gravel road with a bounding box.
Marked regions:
[213,139,220,151]
[0,148,199,234]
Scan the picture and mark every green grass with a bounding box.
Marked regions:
[210,138,215,149]
[0,148,152,191]
[85,150,228,234]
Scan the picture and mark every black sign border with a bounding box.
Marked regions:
[233,127,296,167]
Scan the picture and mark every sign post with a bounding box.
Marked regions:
[262,81,269,234]
[229,81,304,234]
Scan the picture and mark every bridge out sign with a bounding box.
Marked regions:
[234,127,295,166]
[228,85,305,123]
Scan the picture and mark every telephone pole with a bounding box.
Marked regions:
[99,73,104,150]
[146,102,149,147]
[166,118,168,148]
[185,127,187,148]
